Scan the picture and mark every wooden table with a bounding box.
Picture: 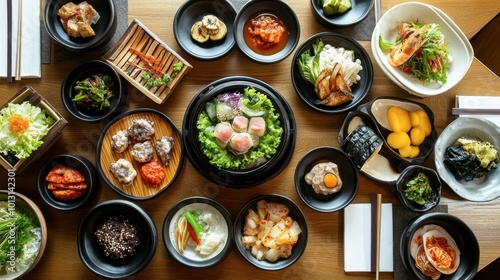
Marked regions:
[1,0,499,279]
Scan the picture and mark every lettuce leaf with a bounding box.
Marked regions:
[0,102,55,159]
[297,38,325,85]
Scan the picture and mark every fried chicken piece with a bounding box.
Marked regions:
[46,165,85,184]
[52,189,84,201]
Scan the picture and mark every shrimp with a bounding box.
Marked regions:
[389,23,430,67]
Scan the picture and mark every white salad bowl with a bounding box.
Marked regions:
[372,2,473,98]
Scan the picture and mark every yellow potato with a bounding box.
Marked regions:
[387,106,412,133]
[387,132,411,149]
[410,127,426,146]
[398,145,412,158]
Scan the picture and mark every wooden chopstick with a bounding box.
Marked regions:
[6,0,13,82]
[452,107,500,116]
[374,0,382,23]
[371,193,382,280]
[15,0,23,81]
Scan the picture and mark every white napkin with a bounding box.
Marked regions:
[344,203,393,272]
[455,96,500,127]
[0,0,41,78]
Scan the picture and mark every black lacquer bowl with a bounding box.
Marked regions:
[182,76,296,188]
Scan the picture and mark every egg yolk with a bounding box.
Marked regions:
[323,173,338,188]
[9,115,30,133]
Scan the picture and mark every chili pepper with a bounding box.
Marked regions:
[186,223,200,245]
[184,211,204,239]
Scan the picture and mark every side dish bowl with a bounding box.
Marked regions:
[37,154,98,210]
[291,32,373,114]
[0,191,47,279]
[162,196,233,268]
[44,0,117,52]
[434,117,500,202]
[61,60,127,122]
[371,2,473,97]
[233,194,308,270]
[295,146,359,212]
[310,0,374,28]
[233,0,300,63]
[173,0,237,60]
[400,212,479,279]
[78,200,157,279]
[395,165,441,213]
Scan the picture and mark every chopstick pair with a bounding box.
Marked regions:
[6,0,23,82]
[371,193,382,280]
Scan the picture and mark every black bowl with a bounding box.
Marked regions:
[310,0,374,28]
[61,60,126,122]
[37,154,98,210]
[173,0,236,60]
[44,0,117,52]
[78,200,157,279]
[395,165,441,213]
[295,146,359,212]
[233,194,308,270]
[182,76,296,188]
[400,212,479,279]
[291,32,373,114]
[233,0,300,63]
[162,196,233,268]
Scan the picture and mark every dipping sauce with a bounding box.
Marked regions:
[243,13,288,55]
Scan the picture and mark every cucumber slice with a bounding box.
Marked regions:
[240,105,265,118]
[205,102,217,122]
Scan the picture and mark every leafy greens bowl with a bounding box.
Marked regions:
[182,76,296,188]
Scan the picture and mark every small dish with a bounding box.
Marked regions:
[372,2,473,97]
[400,212,479,279]
[395,165,441,213]
[173,0,236,60]
[310,0,374,28]
[233,0,300,63]
[233,194,308,270]
[78,199,157,279]
[291,32,373,114]
[162,196,233,268]
[0,190,47,279]
[37,154,98,210]
[61,60,127,122]
[102,19,193,104]
[44,0,117,52]
[434,117,500,202]
[182,76,296,188]
[294,146,358,212]
[96,108,184,200]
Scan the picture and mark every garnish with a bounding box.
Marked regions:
[129,48,184,88]
[72,74,114,111]
[403,172,432,205]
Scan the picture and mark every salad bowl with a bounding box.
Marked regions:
[372,2,473,97]
[182,76,296,188]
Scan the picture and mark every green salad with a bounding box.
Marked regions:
[197,87,283,170]
[0,102,55,159]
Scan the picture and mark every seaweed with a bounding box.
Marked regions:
[444,145,488,181]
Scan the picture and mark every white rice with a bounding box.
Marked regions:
[319,44,363,87]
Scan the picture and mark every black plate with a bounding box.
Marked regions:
[182,76,296,188]
[162,196,233,268]
[233,194,308,270]
[295,146,358,212]
[173,0,236,60]
[291,32,373,114]
[400,212,479,279]
[78,200,157,279]
[310,0,374,28]
[233,0,300,63]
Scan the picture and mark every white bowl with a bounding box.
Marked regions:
[371,2,473,97]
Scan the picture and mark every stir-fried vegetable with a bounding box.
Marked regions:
[0,201,42,275]
[297,38,325,85]
[0,102,55,159]
[403,172,432,205]
[141,62,184,88]
[72,74,114,111]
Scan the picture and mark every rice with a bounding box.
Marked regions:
[319,44,363,87]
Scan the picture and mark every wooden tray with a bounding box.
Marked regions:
[0,86,68,174]
[97,109,184,200]
[102,19,193,104]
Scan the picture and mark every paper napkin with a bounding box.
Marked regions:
[0,0,41,78]
[455,96,500,127]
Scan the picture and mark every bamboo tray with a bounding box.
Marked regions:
[0,86,68,174]
[96,108,184,200]
[102,19,193,104]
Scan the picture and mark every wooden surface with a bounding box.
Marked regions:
[1,0,499,279]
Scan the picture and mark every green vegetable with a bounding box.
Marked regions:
[72,74,114,111]
[403,172,432,205]
[378,35,393,52]
[184,211,204,239]
[322,0,352,15]
[0,102,55,159]
[141,62,183,88]
[0,201,41,275]
[297,38,325,85]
